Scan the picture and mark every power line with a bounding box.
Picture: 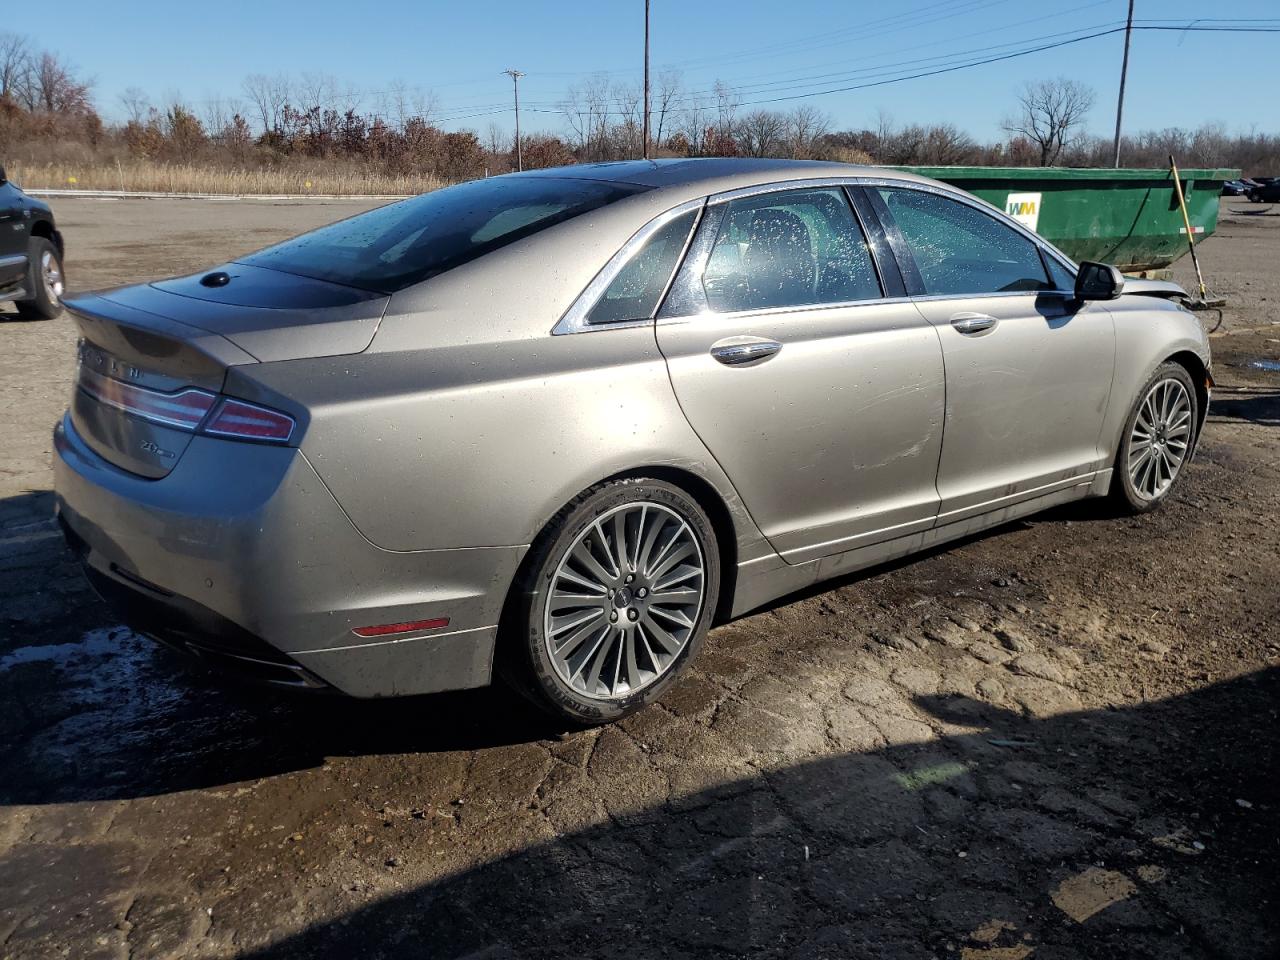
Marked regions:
[733,24,1280,108]
[523,20,1129,110]
[516,21,1280,121]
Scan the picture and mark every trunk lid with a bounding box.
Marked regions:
[146,262,388,361]
[64,267,387,479]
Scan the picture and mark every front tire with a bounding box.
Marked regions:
[501,478,720,725]
[1110,361,1198,513]
[15,237,64,320]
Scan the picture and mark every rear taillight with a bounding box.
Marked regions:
[78,367,295,443]
[202,399,295,443]
[79,367,216,430]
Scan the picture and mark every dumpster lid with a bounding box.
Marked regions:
[892,166,1240,182]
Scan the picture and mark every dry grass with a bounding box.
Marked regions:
[7,160,446,196]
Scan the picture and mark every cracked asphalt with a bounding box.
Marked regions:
[1,197,1277,959]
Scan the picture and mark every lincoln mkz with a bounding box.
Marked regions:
[54,160,1211,722]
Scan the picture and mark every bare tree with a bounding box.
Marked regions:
[242,73,290,134]
[652,69,683,148]
[613,80,644,158]
[202,95,241,140]
[736,109,786,157]
[0,32,32,103]
[918,123,977,164]
[712,80,739,141]
[380,79,438,132]
[873,109,895,162]
[26,52,92,113]
[674,98,709,155]
[484,121,510,157]
[562,73,611,160]
[297,72,339,114]
[784,105,830,159]
[1004,78,1096,166]
[118,86,151,124]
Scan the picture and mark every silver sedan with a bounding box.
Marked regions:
[54,159,1211,723]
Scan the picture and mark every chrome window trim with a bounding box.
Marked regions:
[658,283,1078,327]
[552,198,705,335]
[708,177,866,204]
[656,294,919,327]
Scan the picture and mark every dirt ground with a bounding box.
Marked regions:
[0,196,1277,960]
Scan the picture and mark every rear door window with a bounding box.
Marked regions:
[876,187,1051,296]
[701,188,882,313]
[241,177,649,293]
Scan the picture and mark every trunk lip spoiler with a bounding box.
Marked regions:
[63,292,261,367]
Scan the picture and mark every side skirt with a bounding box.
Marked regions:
[729,477,1099,619]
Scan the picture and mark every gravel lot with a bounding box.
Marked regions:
[1,197,1277,960]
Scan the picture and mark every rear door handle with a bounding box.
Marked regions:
[710,336,783,366]
[950,312,997,334]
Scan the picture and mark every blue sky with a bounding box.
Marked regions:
[8,0,1276,141]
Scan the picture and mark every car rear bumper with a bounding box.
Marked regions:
[53,413,526,697]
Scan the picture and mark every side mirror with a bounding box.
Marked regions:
[1074,260,1124,301]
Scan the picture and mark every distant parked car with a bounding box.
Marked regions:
[0,165,65,320]
[1248,178,1280,202]
[1221,179,1250,196]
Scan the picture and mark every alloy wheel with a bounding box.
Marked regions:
[41,249,64,302]
[543,502,705,701]
[1128,377,1192,500]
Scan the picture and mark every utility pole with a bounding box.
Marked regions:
[642,0,651,159]
[1111,0,1135,168]
[503,68,525,171]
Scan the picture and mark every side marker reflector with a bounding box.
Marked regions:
[352,617,451,638]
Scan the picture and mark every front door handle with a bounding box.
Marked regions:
[710,336,783,366]
[950,312,997,334]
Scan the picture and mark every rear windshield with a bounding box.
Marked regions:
[240,176,649,293]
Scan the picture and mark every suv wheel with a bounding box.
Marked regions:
[15,237,64,320]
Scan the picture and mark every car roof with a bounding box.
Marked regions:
[519,158,938,201]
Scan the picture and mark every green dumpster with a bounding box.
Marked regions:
[894,166,1239,274]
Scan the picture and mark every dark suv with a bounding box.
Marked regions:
[0,164,64,320]
[1248,177,1280,203]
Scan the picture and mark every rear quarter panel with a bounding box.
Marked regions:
[239,325,766,560]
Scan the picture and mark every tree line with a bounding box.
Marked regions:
[2,32,1277,180]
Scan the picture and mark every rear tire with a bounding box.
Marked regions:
[15,237,64,320]
[500,478,720,725]
[1110,361,1198,514]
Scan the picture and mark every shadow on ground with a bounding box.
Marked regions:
[1209,391,1280,427]
[225,670,1278,959]
[0,488,1114,806]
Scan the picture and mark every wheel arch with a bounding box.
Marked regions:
[605,465,739,623]
[1166,349,1211,446]
[29,219,63,257]
[506,464,744,633]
